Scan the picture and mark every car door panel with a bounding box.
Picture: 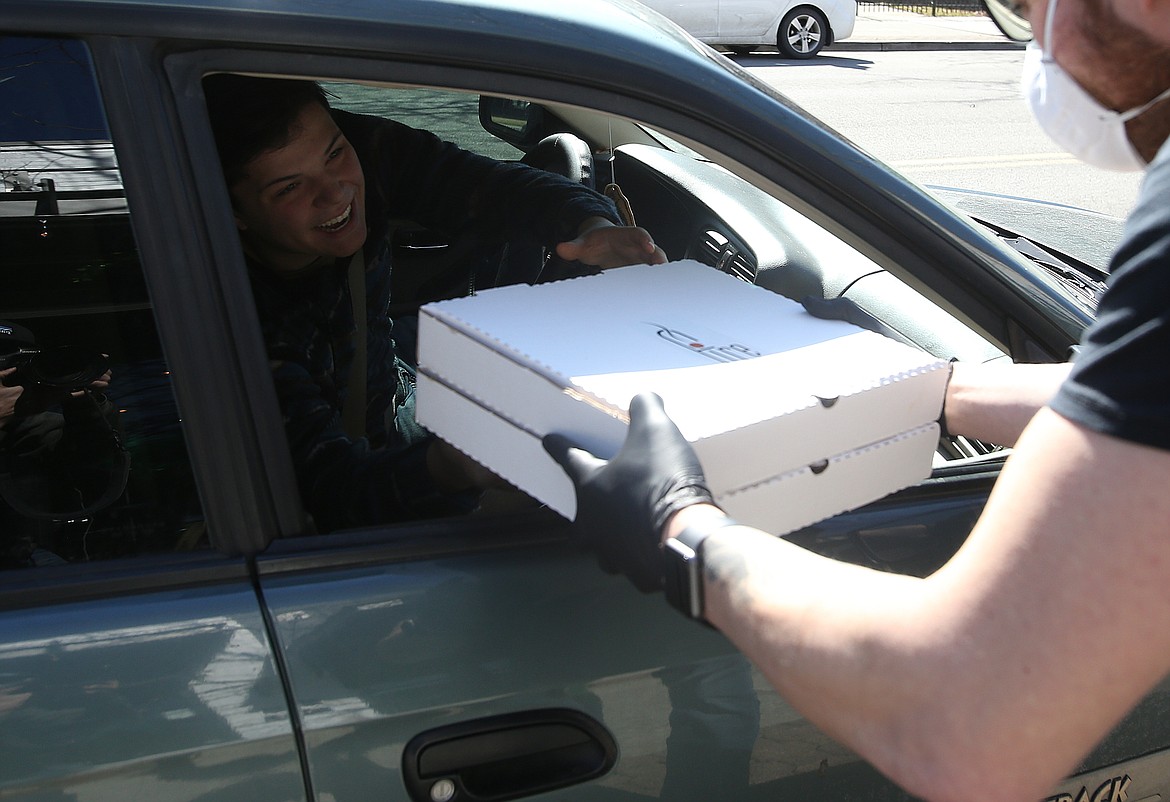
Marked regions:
[259,464,1170,800]
[0,576,304,801]
[257,536,749,800]
[254,473,1004,800]
[716,0,783,38]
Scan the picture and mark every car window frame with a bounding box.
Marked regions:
[85,36,309,559]
[0,30,1047,603]
[157,43,1089,566]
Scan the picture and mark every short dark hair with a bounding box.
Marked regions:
[202,74,330,187]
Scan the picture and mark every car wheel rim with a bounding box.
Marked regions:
[787,16,822,53]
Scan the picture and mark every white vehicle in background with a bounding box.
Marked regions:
[639,0,856,57]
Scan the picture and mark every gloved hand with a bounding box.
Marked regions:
[542,392,715,592]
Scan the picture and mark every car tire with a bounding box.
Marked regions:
[777,7,828,58]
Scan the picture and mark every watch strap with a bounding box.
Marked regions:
[663,518,737,622]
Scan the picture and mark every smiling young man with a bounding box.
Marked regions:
[204,74,665,531]
[541,0,1170,798]
[226,101,368,272]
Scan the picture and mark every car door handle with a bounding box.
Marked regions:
[402,708,617,802]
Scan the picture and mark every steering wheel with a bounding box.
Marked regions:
[492,133,598,287]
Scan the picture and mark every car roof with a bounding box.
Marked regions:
[2,0,705,58]
[3,0,732,112]
[0,0,791,192]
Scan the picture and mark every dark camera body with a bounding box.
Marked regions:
[0,345,109,392]
[0,344,37,372]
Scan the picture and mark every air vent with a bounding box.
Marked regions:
[695,230,756,283]
[725,252,755,283]
[938,435,1005,460]
[696,230,728,266]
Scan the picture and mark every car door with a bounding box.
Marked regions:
[714,0,785,38]
[0,34,304,801]
[639,0,720,39]
[153,43,1058,799]
[18,6,1169,802]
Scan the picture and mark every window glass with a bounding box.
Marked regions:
[1,36,205,568]
[323,83,522,160]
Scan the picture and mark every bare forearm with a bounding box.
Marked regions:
[943,361,1071,446]
[665,413,1170,802]
[698,525,1046,802]
[678,508,1081,802]
[674,506,959,798]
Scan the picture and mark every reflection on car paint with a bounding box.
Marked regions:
[0,586,300,798]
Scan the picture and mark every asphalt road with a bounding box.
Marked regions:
[738,48,1145,220]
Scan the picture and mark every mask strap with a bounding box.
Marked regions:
[1043,0,1060,56]
[1121,84,1170,123]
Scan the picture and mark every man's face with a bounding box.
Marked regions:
[230,102,367,272]
[1025,0,1115,105]
[1019,0,1170,160]
[1023,0,1166,110]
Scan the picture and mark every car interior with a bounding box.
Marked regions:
[353,84,1010,461]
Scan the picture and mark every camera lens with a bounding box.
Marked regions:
[26,346,108,390]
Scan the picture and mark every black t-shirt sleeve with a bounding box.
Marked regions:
[1049,141,1170,451]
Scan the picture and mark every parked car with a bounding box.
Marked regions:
[0,1,1164,801]
[636,0,857,58]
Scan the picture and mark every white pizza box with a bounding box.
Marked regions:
[415,261,950,533]
[716,422,939,534]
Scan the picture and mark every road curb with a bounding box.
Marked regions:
[832,40,1026,51]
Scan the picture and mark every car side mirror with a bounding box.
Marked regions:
[981,0,1032,42]
[478,95,546,149]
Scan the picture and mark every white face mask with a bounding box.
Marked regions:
[1022,0,1170,172]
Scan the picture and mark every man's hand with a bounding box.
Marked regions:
[69,360,112,399]
[554,217,667,269]
[542,392,715,591]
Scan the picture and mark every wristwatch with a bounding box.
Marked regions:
[663,518,737,622]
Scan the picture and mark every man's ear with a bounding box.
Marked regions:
[234,213,248,232]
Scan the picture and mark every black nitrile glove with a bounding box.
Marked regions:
[542,392,716,592]
[801,295,912,346]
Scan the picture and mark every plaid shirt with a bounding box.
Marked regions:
[249,110,619,531]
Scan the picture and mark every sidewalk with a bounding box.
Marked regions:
[835,7,1026,50]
